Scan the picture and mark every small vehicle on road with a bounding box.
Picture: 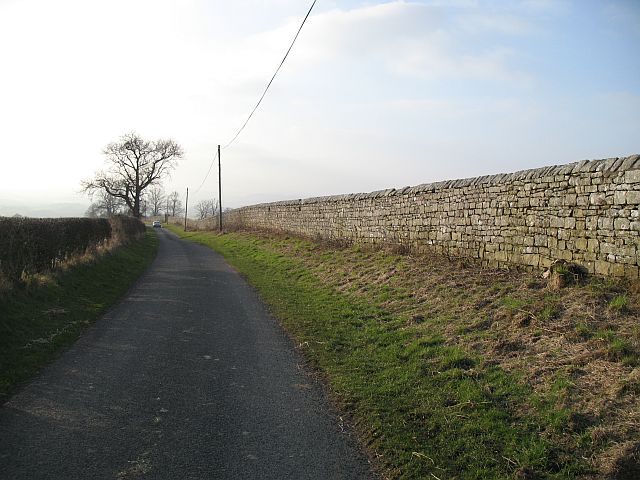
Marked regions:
[152,221,162,228]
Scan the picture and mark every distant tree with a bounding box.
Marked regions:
[195,200,208,220]
[85,190,124,218]
[140,197,149,218]
[167,191,184,217]
[85,204,99,218]
[148,186,165,216]
[82,132,183,218]
[195,199,218,220]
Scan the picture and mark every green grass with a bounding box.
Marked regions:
[608,294,629,311]
[168,226,597,479]
[574,322,593,339]
[0,229,158,401]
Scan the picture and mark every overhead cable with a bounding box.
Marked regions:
[221,0,317,150]
[193,148,219,194]
[190,0,317,197]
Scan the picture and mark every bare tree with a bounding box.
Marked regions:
[195,199,218,220]
[85,204,99,218]
[148,186,165,216]
[86,190,125,218]
[167,191,183,217]
[82,132,183,218]
[195,200,209,220]
[140,197,148,218]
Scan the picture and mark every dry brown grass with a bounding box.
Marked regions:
[169,217,221,232]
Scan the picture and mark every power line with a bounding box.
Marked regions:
[190,1,316,203]
[221,0,317,150]
[193,149,219,195]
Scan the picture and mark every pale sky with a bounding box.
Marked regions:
[0,0,639,217]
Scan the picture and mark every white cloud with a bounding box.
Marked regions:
[389,42,532,84]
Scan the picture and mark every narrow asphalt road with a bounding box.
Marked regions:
[0,228,374,479]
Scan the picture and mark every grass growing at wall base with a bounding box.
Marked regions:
[0,229,158,401]
[166,226,637,479]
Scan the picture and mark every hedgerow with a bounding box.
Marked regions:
[0,216,145,282]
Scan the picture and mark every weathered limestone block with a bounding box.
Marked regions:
[625,265,639,279]
[534,235,548,247]
[624,191,640,205]
[625,170,640,184]
[614,218,631,230]
[587,238,600,253]
[598,217,614,229]
[610,263,626,277]
[590,192,607,205]
[575,238,588,251]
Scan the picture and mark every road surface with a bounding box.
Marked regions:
[0,228,374,479]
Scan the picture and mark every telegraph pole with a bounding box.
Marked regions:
[218,144,222,232]
[184,187,189,232]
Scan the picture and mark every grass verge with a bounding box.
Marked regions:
[168,225,639,479]
[0,228,158,401]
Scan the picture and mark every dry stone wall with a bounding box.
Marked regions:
[225,155,640,278]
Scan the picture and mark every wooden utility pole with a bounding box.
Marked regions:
[184,187,189,232]
[218,144,222,232]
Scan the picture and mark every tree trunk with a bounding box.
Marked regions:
[133,194,141,218]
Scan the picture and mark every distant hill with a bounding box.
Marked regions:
[0,201,88,218]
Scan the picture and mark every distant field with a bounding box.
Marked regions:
[168,225,639,479]
[0,229,158,401]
